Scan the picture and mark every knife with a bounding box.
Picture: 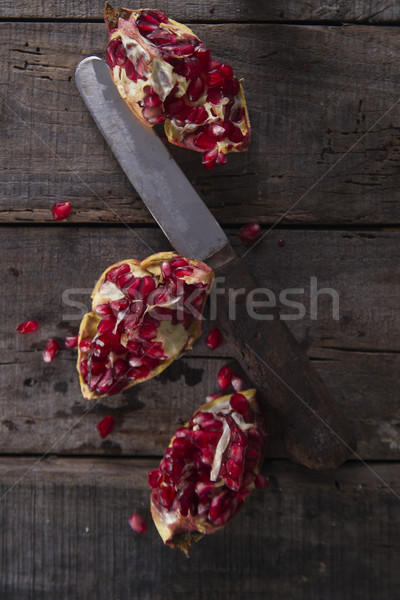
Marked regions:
[75,56,355,469]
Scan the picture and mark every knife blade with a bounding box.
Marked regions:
[75,56,355,469]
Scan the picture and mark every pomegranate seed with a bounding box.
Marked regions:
[187,76,205,102]
[96,415,114,439]
[171,257,189,268]
[148,468,163,488]
[139,321,157,340]
[42,338,59,363]
[16,320,40,334]
[195,131,216,151]
[64,335,78,349]
[80,359,88,379]
[230,442,246,462]
[106,263,130,283]
[254,474,270,489]
[239,223,261,243]
[52,201,71,222]
[113,358,128,378]
[217,365,231,390]
[106,38,122,68]
[97,314,117,334]
[205,327,222,350]
[174,266,193,278]
[161,42,195,56]
[124,58,137,82]
[231,374,245,392]
[231,106,245,123]
[228,125,245,144]
[79,338,92,352]
[194,44,210,66]
[147,30,176,45]
[202,148,218,169]
[278,239,286,247]
[128,513,146,534]
[230,392,248,415]
[94,303,112,316]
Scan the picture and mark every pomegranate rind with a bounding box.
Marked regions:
[150,389,267,556]
[77,253,214,400]
[104,3,251,167]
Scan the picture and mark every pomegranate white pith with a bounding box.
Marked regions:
[149,389,267,555]
[104,3,251,169]
[77,252,214,400]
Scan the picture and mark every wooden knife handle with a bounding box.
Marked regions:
[210,251,356,469]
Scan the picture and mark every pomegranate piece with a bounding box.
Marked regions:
[52,201,72,222]
[128,513,147,534]
[205,327,222,350]
[16,320,40,334]
[104,3,250,168]
[231,374,245,392]
[150,389,267,555]
[97,415,114,438]
[43,338,60,363]
[239,223,261,243]
[77,252,214,399]
[64,335,79,349]
[217,365,231,390]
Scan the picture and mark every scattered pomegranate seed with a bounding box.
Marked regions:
[64,335,78,349]
[52,201,72,222]
[231,374,245,392]
[205,327,222,350]
[42,338,60,363]
[217,366,231,390]
[278,239,285,247]
[96,415,114,439]
[254,474,270,489]
[205,392,223,403]
[239,223,261,243]
[16,320,40,334]
[128,513,147,534]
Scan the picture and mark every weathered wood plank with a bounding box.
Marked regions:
[0,457,399,600]
[1,0,400,23]
[1,226,399,459]
[2,23,400,224]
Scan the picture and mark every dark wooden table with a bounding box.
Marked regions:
[1,1,400,598]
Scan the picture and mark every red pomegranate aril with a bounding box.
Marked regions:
[97,415,114,439]
[195,131,216,151]
[43,338,59,363]
[52,201,72,222]
[206,392,223,403]
[127,365,151,380]
[217,366,232,390]
[174,266,193,278]
[80,359,89,379]
[106,263,130,283]
[231,374,245,392]
[187,76,205,102]
[164,95,186,116]
[206,70,224,87]
[94,303,112,316]
[228,126,245,144]
[128,513,146,534]
[144,343,165,359]
[162,42,195,57]
[90,359,107,376]
[106,38,122,68]
[171,257,189,268]
[226,458,243,478]
[127,339,142,354]
[16,320,40,334]
[148,468,163,489]
[97,314,116,334]
[124,58,137,82]
[142,106,165,124]
[64,335,78,349]
[202,148,218,169]
[158,485,176,509]
[230,442,246,462]
[230,392,248,415]
[254,474,270,489]
[205,327,222,350]
[147,30,176,45]
[96,369,114,394]
[140,276,157,300]
[239,223,261,243]
[139,321,158,340]
[113,357,128,378]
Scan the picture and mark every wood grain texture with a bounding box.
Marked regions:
[0,456,399,600]
[1,0,400,23]
[1,226,399,459]
[1,23,400,224]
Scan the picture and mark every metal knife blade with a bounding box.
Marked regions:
[75,56,228,261]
